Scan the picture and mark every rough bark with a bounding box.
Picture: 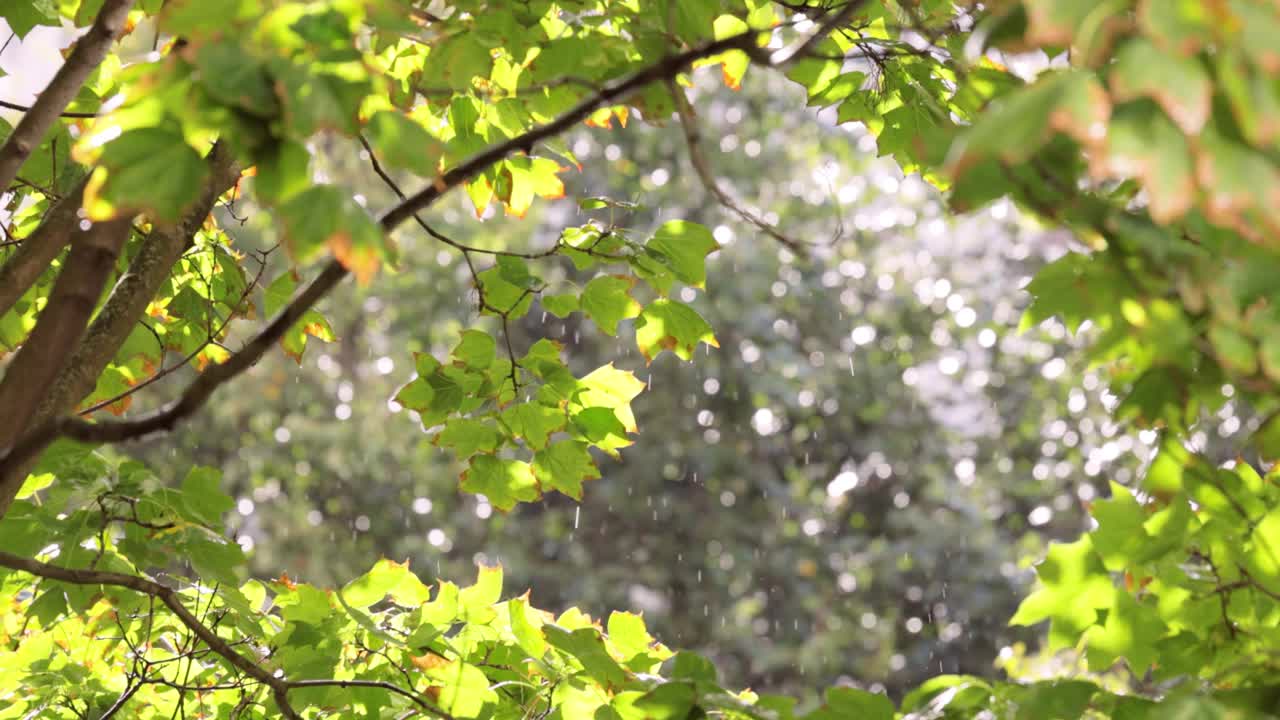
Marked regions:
[0,217,133,462]
[0,143,240,514]
[40,142,242,417]
[0,0,136,193]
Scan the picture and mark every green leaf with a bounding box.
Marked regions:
[509,595,548,658]
[3,0,61,39]
[1138,0,1214,56]
[185,535,246,585]
[1208,324,1258,376]
[435,418,504,458]
[1018,0,1121,52]
[420,661,498,718]
[364,110,444,177]
[194,39,278,116]
[279,185,388,284]
[571,406,631,456]
[581,275,642,336]
[1084,590,1166,674]
[160,0,262,36]
[476,265,537,318]
[1097,101,1196,224]
[271,62,370,136]
[614,683,696,720]
[645,221,718,289]
[180,467,233,526]
[542,292,580,318]
[259,264,335,364]
[1012,680,1099,720]
[532,441,600,500]
[1089,483,1151,571]
[253,139,311,204]
[85,128,210,222]
[1244,507,1280,595]
[635,299,719,363]
[575,364,646,434]
[606,611,653,662]
[460,455,540,510]
[950,70,1108,177]
[1010,537,1114,650]
[501,402,566,450]
[452,329,496,369]
[815,688,894,720]
[544,625,632,690]
[1109,38,1211,135]
[459,563,503,623]
[664,652,718,684]
[341,558,425,609]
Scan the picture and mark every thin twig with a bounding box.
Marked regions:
[0,98,99,119]
[667,79,804,251]
[77,245,275,416]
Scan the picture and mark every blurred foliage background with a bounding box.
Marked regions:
[109,70,1165,702]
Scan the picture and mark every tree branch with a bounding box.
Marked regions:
[0,0,135,193]
[0,550,453,719]
[0,13,863,485]
[0,143,240,513]
[377,28,768,231]
[0,216,132,473]
[41,142,242,416]
[0,98,99,119]
[0,174,89,318]
[667,79,804,250]
[0,549,303,720]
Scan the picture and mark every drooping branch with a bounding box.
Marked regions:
[667,79,805,251]
[0,11,863,481]
[0,0,135,194]
[0,174,89,317]
[0,549,453,720]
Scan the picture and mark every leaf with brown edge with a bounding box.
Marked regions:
[1138,0,1217,57]
[635,299,719,364]
[950,71,1109,179]
[1022,0,1127,64]
[1110,38,1212,136]
[328,231,380,286]
[1090,102,1195,225]
[278,185,390,284]
[264,271,337,363]
[1193,128,1280,243]
[80,127,210,222]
